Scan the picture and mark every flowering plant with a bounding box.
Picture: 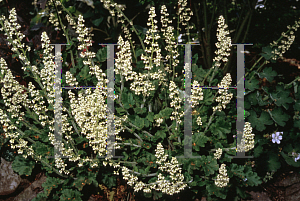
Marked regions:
[0,0,299,200]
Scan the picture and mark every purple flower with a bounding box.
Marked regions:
[271,132,283,144]
[295,154,300,162]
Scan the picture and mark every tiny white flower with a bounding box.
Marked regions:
[178,34,182,42]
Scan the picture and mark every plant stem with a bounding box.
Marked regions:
[208,66,219,86]
[285,76,300,89]
[55,3,75,68]
[204,110,216,134]
[248,60,268,82]
[200,65,215,86]
[112,3,146,52]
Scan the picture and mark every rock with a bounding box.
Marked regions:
[241,191,272,201]
[273,171,300,201]
[12,174,47,201]
[0,157,21,196]
[274,171,300,187]
[285,183,300,201]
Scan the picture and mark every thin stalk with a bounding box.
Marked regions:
[200,65,215,86]
[21,111,79,156]
[118,161,137,165]
[112,3,146,52]
[25,144,69,178]
[120,142,141,148]
[5,120,70,178]
[204,110,216,134]
[54,3,75,68]
[210,147,237,152]
[245,25,295,80]
[285,76,300,89]
[208,65,219,86]
[248,60,268,82]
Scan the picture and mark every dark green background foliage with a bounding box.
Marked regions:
[0,0,299,201]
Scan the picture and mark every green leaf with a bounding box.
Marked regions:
[244,166,262,186]
[208,118,231,139]
[133,166,139,172]
[143,192,152,198]
[192,65,208,82]
[146,112,154,122]
[132,147,141,155]
[122,151,129,160]
[294,119,300,128]
[92,17,103,26]
[154,130,166,140]
[101,174,116,189]
[268,108,289,127]
[256,91,269,107]
[96,47,107,62]
[83,11,94,18]
[244,110,250,118]
[201,156,218,176]
[202,89,214,105]
[144,165,151,174]
[122,93,129,109]
[2,149,15,162]
[247,110,273,131]
[41,177,63,196]
[144,119,150,128]
[136,60,144,69]
[133,107,146,115]
[236,186,248,199]
[12,155,35,176]
[127,93,135,105]
[133,25,148,35]
[259,46,274,60]
[192,53,199,64]
[293,102,300,111]
[60,189,82,201]
[258,67,277,82]
[159,107,173,119]
[87,171,98,186]
[153,191,163,200]
[229,163,245,178]
[267,153,281,172]
[193,132,209,148]
[245,93,258,109]
[295,85,300,100]
[206,182,226,199]
[134,116,144,129]
[270,85,294,110]
[73,176,87,191]
[254,145,263,158]
[116,107,127,115]
[66,6,76,13]
[281,152,300,167]
[33,141,51,156]
[32,193,48,201]
[245,78,259,91]
[135,48,144,57]
[76,57,84,69]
